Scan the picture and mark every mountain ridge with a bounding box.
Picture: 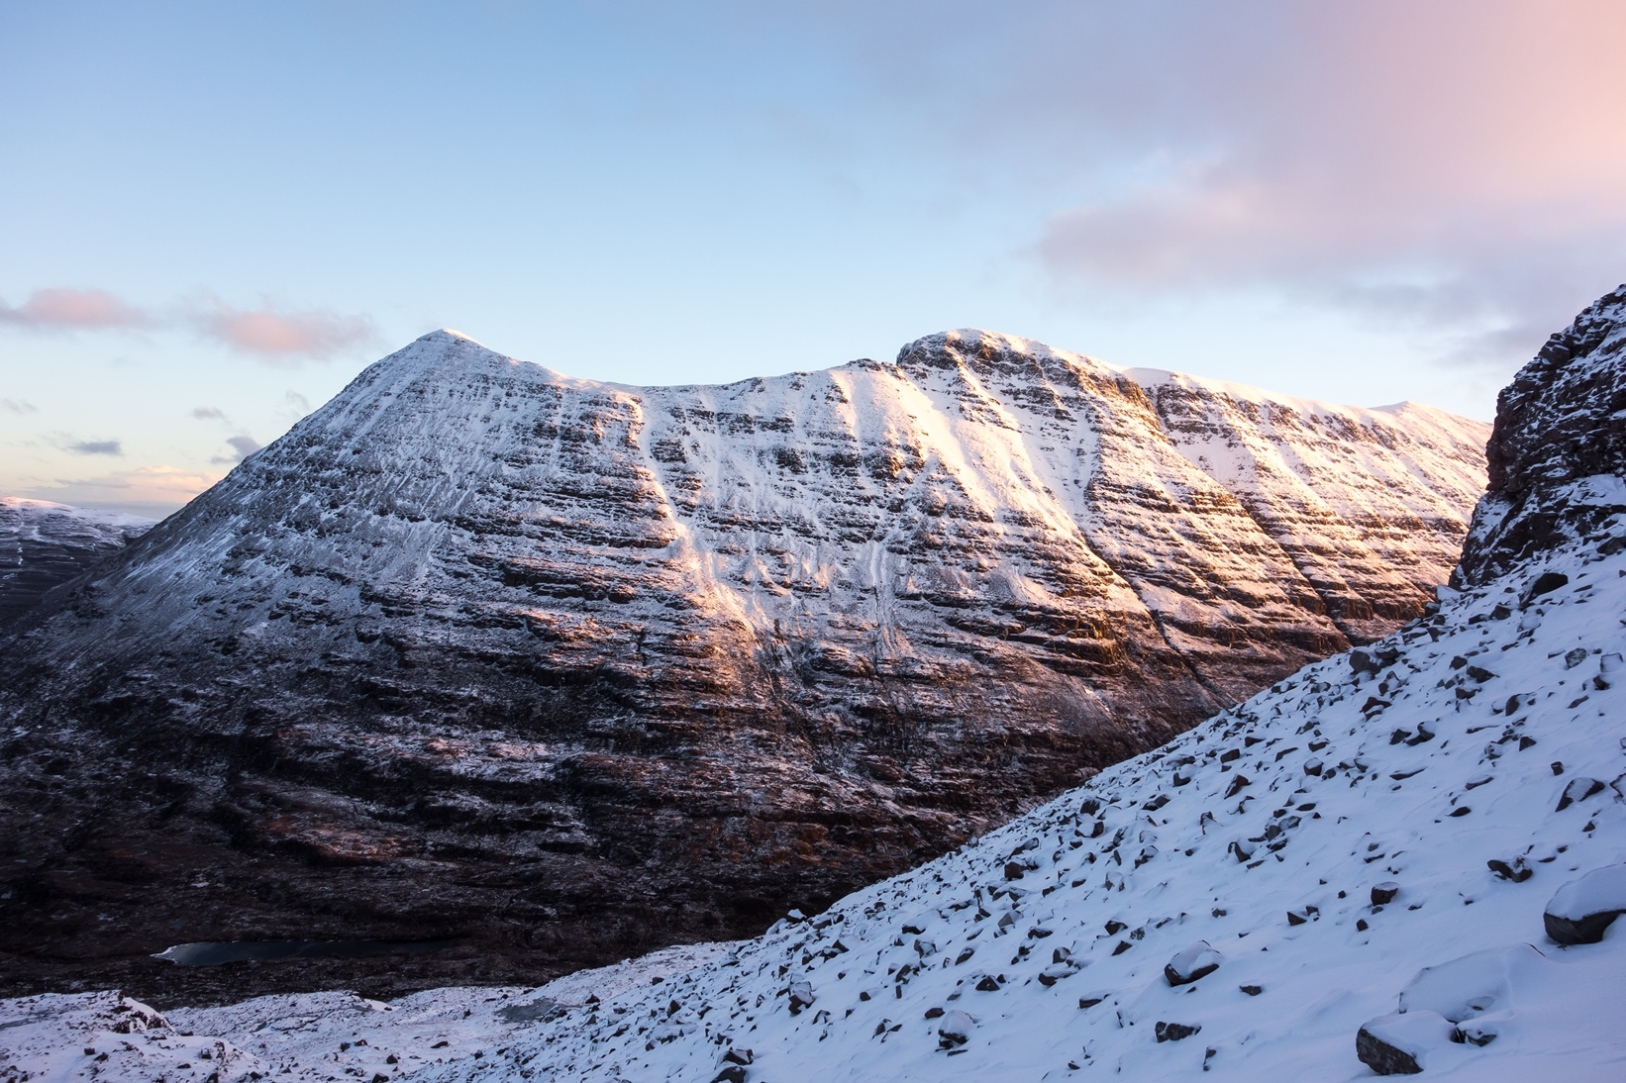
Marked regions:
[0,327,1487,1003]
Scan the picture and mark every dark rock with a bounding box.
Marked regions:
[1556,777,1606,812]
[1155,1021,1201,1043]
[937,1009,974,1048]
[1524,572,1570,603]
[711,1068,747,1083]
[1223,775,1251,798]
[1240,984,1263,996]
[1163,941,1223,986]
[723,1047,754,1065]
[787,981,814,1014]
[1371,882,1401,905]
[1487,859,1532,883]
[1544,864,1626,944]
[1356,1011,1454,1075]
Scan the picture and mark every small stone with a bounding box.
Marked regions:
[1239,984,1263,996]
[711,1067,747,1083]
[723,1047,753,1065]
[1371,882,1400,906]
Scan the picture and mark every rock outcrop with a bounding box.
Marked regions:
[0,329,1487,1003]
[1456,283,1626,585]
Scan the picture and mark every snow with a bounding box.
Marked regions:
[7,505,1623,1081]
[1544,864,1626,924]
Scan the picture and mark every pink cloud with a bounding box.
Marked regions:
[1022,1,1626,356]
[0,288,151,330]
[0,286,379,363]
[189,298,379,362]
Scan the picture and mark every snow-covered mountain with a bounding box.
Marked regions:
[4,293,1617,1081]
[0,329,1487,1003]
[0,497,152,625]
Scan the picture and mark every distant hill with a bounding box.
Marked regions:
[0,497,153,625]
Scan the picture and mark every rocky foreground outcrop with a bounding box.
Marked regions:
[0,329,1486,1003]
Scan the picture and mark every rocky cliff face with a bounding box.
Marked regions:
[1457,283,1626,586]
[0,329,1487,1003]
[0,498,152,625]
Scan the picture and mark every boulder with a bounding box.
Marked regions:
[1544,864,1626,944]
[1371,882,1401,906]
[787,981,815,1014]
[937,1010,975,1049]
[1555,777,1606,812]
[1356,1010,1455,1075]
[1164,941,1223,986]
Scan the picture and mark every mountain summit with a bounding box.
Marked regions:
[0,329,1486,1001]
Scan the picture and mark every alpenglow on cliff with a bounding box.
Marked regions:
[0,329,1488,1000]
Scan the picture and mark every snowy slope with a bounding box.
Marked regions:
[4,474,1618,1082]
[0,497,152,624]
[0,329,1487,1004]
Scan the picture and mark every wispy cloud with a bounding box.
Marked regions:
[1,398,38,415]
[212,434,263,465]
[190,406,227,421]
[0,288,379,363]
[21,464,222,519]
[0,288,151,331]
[66,439,123,456]
[188,295,379,363]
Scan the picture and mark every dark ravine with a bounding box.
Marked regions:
[0,329,1488,1005]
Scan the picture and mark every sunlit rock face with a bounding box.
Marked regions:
[0,498,152,625]
[0,329,1487,1003]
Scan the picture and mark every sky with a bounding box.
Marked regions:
[3,1,1624,518]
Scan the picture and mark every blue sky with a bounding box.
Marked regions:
[4,1,1624,516]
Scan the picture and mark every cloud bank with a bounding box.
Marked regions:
[0,288,379,363]
[796,0,1626,370]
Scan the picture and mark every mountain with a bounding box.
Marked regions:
[4,290,1614,1081]
[0,497,153,625]
[0,329,1487,1003]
